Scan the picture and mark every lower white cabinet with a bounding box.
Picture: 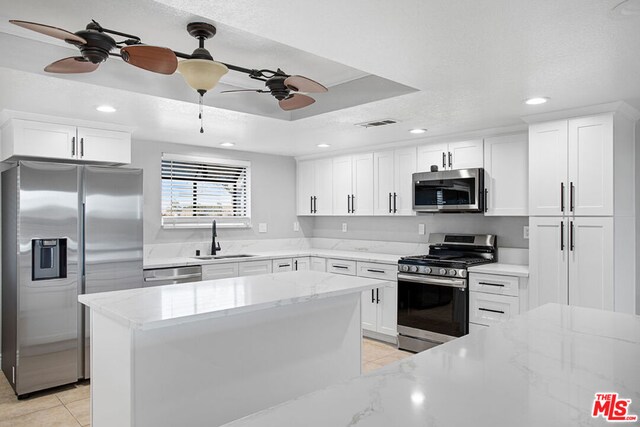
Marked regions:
[483,133,528,216]
[310,257,327,272]
[468,272,527,329]
[292,257,310,271]
[202,263,239,280]
[357,262,397,341]
[238,260,272,276]
[327,259,357,275]
[272,258,294,272]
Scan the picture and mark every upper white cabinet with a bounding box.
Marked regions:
[297,158,333,215]
[332,154,374,216]
[1,118,131,164]
[483,134,528,216]
[373,147,417,216]
[417,139,483,171]
[529,114,614,216]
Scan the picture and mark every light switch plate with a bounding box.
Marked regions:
[342,223,348,232]
[523,226,529,239]
[293,222,300,232]
[259,223,268,233]
[418,224,425,235]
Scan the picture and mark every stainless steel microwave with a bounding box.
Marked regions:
[412,168,485,213]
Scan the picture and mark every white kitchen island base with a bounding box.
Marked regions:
[81,271,388,427]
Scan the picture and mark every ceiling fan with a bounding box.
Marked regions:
[9,19,328,130]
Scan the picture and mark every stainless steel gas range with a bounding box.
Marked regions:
[397,233,496,353]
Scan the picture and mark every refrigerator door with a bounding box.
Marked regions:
[81,166,143,378]
[16,162,80,395]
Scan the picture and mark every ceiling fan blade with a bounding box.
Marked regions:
[279,93,316,111]
[9,20,86,45]
[44,57,99,74]
[220,89,268,94]
[284,75,327,93]
[120,46,178,75]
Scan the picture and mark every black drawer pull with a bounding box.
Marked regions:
[333,265,349,269]
[479,307,505,314]
[367,269,386,274]
[478,281,505,287]
[278,264,291,268]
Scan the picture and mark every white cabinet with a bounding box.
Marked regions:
[483,134,528,216]
[373,147,417,215]
[469,271,526,328]
[357,262,397,341]
[529,217,613,311]
[1,119,131,164]
[238,260,272,276]
[332,154,374,215]
[202,263,239,280]
[326,259,356,275]
[297,158,333,215]
[310,257,327,272]
[272,258,294,272]
[292,257,310,271]
[417,139,483,171]
[529,115,614,216]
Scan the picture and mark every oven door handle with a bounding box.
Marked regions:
[397,273,466,289]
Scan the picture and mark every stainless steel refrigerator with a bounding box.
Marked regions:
[1,161,143,397]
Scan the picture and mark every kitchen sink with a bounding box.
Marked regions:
[191,254,257,260]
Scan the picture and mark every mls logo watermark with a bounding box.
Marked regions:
[592,393,638,422]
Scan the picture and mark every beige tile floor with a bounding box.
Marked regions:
[0,338,411,425]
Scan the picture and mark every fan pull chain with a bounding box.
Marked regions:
[198,94,204,133]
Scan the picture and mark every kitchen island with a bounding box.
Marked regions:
[222,303,640,426]
[79,271,390,427]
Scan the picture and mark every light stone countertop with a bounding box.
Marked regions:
[79,271,390,330]
[143,249,403,270]
[468,263,529,277]
[221,303,640,427]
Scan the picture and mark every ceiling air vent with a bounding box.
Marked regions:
[355,118,399,128]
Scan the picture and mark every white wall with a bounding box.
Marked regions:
[637,121,640,315]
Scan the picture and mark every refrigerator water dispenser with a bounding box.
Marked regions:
[32,238,67,280]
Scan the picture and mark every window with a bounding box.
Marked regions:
[161,153,251,228]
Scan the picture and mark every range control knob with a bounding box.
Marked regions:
[401,265,409,272]
[424,267,432,274]
[410,266,419,273]
[439,268,447,275]
[449,269,457,276]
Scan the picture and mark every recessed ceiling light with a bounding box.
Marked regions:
[96,105,116,113]
[525,97,549,105]
[409,128,427,134]
[317,144,331,148]
[220,142,235,147]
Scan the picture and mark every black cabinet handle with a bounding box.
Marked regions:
[347,195,351,213]
[393,192,397,213]
[351,194,355,213]
[367,269,386,274]
[570,182,575,212]
[80,137,84,157]
[333,265,349,269]
[376,288,380,303]
[478,281,504,287]
[479,307,505,314]
[310,196,313,214]
[313,196,317,214]
[278,264,291,268]
[560,220,565,251]
[442,152,446,168]
[371,289,375,303]
[71,136,76,156]
[560,182,565,212]
[294,260,298,270]
[448,151,452,168]
[484,188,489,213]
[570,221,575,251]
[388,192,392,213]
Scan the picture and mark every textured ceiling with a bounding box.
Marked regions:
[0,0,639,156]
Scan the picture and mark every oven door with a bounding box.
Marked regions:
[397,272,468,352]
[412,168,484,212]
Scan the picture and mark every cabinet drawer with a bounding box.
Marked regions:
[326,259,356,276]
[238,260,272,276]
[469,273,519,297]
[272,258,294,272]
[469,292,519,326]
[201,262,239,280]
[468,322,489,334]
[356,262,397,281]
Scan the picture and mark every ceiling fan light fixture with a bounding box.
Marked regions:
[177,58,229,93]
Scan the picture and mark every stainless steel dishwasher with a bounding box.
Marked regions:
[143,265,202,287]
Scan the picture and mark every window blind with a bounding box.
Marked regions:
[161,153,251,228]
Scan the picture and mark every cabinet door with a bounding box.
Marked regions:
[314,158,333,215]
[417,142,448,171]
[361,291,378,332]
[568,217,613,310]
[8,119,77,160]
[293,257,311,271]
[529,121,568,216]
[77,127,131,164]
[394,147,417,215]
[272,258,294,272]
[529,217,568,308]
[373,150,395,215]
[448,139,484,170]
[201,263,239,280]
[568,115,613,216]
[484,134,528,216]
[297,160,315,215]
[310,257,327,272]
[238,260,272,276]
[352,153,374,216]
[332,156,353,215]
[377,283,398,336]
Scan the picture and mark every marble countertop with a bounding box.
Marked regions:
[221,304,640,427]
[468,263,529,277]
[79,271,390,330]
[144,249,402,270]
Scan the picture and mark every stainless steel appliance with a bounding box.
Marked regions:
[1,161,143,397]
[143,266,202,287]
[412,168,485,213]
[397,233,496,353]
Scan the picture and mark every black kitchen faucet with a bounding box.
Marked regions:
[211,220,221,255]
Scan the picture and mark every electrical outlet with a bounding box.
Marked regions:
[293,222,300,232]
[259,223,268,233]
[523,226,529,239]
[342,223,348,232]
[418,224,425,235]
